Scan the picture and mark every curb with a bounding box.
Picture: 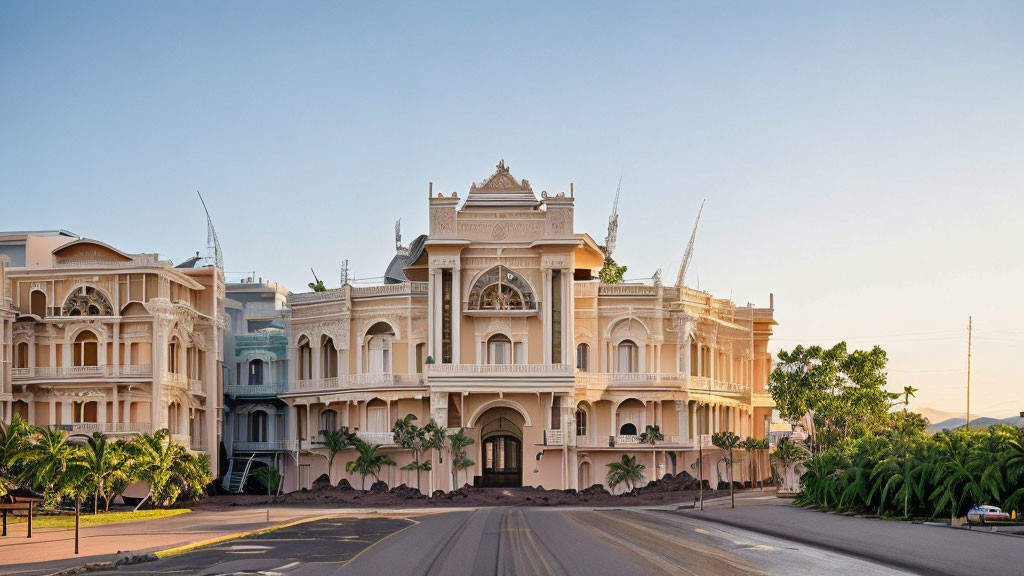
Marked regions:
[155,514,335,558]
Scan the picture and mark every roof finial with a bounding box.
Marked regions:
[395,219,408,255]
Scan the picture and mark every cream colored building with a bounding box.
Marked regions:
[277,162,777,493]
[0,231,223,471]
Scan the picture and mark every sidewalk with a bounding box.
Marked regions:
[677,493,1024,576]
[0,506,334,576]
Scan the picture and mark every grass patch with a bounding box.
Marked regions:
[7,508,190,529]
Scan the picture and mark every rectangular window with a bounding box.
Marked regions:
[551,270,562,363]
[441,269,453,364]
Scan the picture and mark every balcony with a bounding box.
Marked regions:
[350,282,428,298]
[425,363,574,389]
[59,422,154,435]
[12,364,153,380]
[160,371,188,389]
[573,372,749,394]
[292,372,423,393]
[428,363,573,376]
[226,382,287,396]
[233,440,298,452]
[356,431,395,445]
[190,379,205,395]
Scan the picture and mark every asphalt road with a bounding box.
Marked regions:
[92,508,914,576]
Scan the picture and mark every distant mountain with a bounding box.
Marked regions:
[927,415,1023,434]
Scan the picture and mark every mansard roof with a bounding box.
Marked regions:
[461,160,539,210]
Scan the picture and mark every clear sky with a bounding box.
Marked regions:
[2,2,1022,417]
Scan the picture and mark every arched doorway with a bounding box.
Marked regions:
[478,409,524,488]
[578,460,592,489]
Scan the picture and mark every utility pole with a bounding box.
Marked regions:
[966,316,972,429]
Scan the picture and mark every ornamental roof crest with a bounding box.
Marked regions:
[471,160,532,193]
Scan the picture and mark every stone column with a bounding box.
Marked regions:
[452,266,461,363]
[433,269,443,361]
[542,269,552,364]
[427,268,435,360]
[676,400,690,445]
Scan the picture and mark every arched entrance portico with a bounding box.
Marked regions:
[478,408,524,488]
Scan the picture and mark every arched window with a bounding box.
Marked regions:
[62,286,113,316]
[619,422,637,436]
[320,409,338,433]
[30,290,46,317]
[297,336,312,380]
[617,340,638,373]
[321,336,337,378]
[248,359,264,386]
[365,322,395,374]
[15,342,29,368]
[487,334,512,365]
[467,266,536,311]
[73,331,99,367]
[366,398,387,433]
[168,337,181,373]
[575,406,587,436]
[250,410,268,442]
[576,343,590,372]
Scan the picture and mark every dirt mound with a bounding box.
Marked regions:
[369,481,389,494]
[311,474,332,490]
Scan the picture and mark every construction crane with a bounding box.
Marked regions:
[675,200,705,288]
[604,173,622,257]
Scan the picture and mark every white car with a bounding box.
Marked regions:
[967,505,1009,523]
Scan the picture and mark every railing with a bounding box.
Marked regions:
[61,422,153,435]
[160,371,188,388]
[53,256,158,269]
[356,431,395,445]
[426,363,574,376]
[689,376,748,393]
[235,333,287,347]
[289,287,346,304]
[293,372,424,392]
[190,438,207,452]
[576,434,687,447]
[233,440,298,452]
[190,379,205,394]
[573,372,748,393]
[244,302,279,317]
[11,365,153,379]
[598,284,658,297]
[752,392,774,406]
[544,429,564,446]
[226,382,287,396]
[615,434,641,445]
[351,282,428,298]
[575,372,662,387]
[573,281,599,298]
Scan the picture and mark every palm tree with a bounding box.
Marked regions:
[421,420,447,492]
[393,414,426,490]
[902,386,918,412]
[772,437,810,493]
[129,430,212,508]
[345,439,396,491]
[18,426,81,506]
[712,431,741,508]
[606,454,645,493]
[447,428,475,488]
[641,424,664,479]
[252,465,282,503]
[321,426,356,485]
[80,432,126,514]
[0,413,31,480]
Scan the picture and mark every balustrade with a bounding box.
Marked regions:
[356,431,394,445]
[426,363,573,376]
[292,372,423,392]
[160,371,188,388]
[233,440,298,452]
[12,365,153,379]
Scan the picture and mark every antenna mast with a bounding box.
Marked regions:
[340,260,350,286]
[675,200,705,288]
[604,172,622,257]
[197,191,224,271]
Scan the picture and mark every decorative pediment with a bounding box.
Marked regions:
[52,239,135,266]
[472,160,532,192]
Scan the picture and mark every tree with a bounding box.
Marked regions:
[641,424,664,480]
[0,413,30,480]
[321,426,356,485]
[771,437,810,493]
[80,432,127,514]
[606,454,645,493]
[901,385,919,412]
[308,268,326,292]
[447,428,475,488]
[345,439,396,491]
[18,426,81,507]
[252,465,282,503]
[393,414,427,490]
[421,420,447,492]
[129,430,212,508]
[712,431,741,508]
[598,256,627,284]
[768,343,892,449]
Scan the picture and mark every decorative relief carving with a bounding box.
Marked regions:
[432,208,454,236]
[428,256,459,268]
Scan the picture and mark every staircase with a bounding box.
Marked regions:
[223,454,256,493]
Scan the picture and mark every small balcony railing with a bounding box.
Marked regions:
[426,363,574,376]
[233,440,298,452]
[225,382,287,396]
[59,422,154,435]
[190,379,205,394]
[293,372,423,392]
[12,365,153,379]
[160,371,188,388]
[356,431,395,445]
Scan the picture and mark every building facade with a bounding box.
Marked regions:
[277,162,777,493]
[0,231,224,472]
